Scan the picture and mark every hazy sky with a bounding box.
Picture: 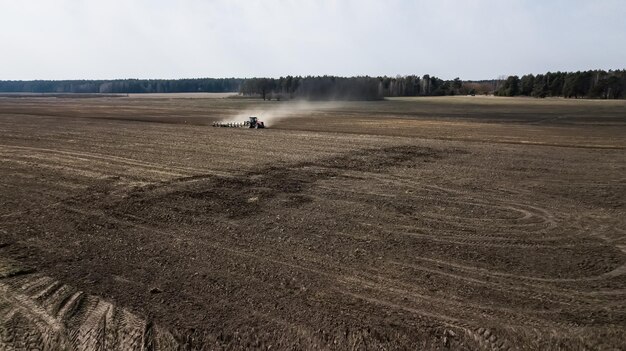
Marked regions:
[1,0,625,80]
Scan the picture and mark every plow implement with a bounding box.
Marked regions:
[213,116,265,128]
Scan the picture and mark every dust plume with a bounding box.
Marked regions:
[219,101,345,127]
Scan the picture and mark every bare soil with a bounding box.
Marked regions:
[0,96,625,350]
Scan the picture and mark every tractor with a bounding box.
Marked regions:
[247,116,265,128]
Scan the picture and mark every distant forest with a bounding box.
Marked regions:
[1,70,624,100]
[0,78,242,94]
[495,70,626,99]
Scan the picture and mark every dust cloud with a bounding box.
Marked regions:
[220,101,345,127]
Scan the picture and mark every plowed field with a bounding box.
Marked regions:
[1,95,625,350]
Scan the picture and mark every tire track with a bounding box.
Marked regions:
[58,203,584,337]
[0,257,180,351]
[0,144,231,178]
[399,254,625,284]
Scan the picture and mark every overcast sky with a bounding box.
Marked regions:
[1,0,625,80]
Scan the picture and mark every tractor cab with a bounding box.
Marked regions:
[249,116,265,128]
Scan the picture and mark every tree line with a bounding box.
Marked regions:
[496,70,626,99]
[1,70,624,99]
[240,71,625,100]
[0,78,242,94]
[239,75,485,100]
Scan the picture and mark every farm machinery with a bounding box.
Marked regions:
[213,116,265,128]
